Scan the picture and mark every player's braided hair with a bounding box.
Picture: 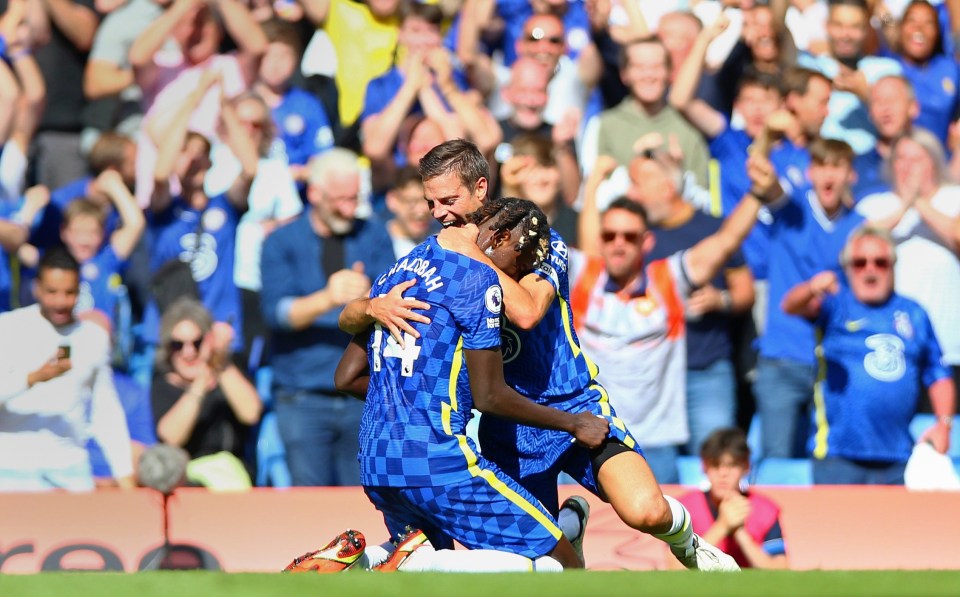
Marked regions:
[469,197,551,275]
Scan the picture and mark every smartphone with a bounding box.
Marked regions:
[57,344,71,361]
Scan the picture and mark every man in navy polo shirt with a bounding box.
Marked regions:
[260,148,395,487]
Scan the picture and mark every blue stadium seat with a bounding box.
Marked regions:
[256,366,274,409]
[751,458,812,486]
[256,411,292,488]
[746,414,763,459]
[909,414,960,458]
[677,455,708,488]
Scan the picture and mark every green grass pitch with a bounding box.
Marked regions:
[3,571,960,597]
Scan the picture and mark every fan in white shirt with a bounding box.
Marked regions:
[0,248,133,491]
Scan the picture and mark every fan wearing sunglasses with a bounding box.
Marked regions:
[782,227,956,485]
[151,298,262,476]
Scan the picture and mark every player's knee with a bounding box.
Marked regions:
[619,492,672,533]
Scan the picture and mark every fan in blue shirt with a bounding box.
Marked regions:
[254,20,335,193]
[783,226,955,485]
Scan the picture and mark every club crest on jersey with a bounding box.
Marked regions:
[501,327,521,364]
[893,311,913,340]
[485,285,503,314]
[202,207,227,232]
[635,297,656,315]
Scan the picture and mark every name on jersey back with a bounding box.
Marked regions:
[381,257,445,292]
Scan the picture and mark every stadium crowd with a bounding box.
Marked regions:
[0,0,957,504]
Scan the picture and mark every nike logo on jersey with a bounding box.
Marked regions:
[844,318,868,332]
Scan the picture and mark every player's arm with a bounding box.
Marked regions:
[464,347,608,448]
[438,225,555,330]
[338,279,432,342]
[334,332,371,400]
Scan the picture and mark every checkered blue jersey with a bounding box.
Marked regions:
[359,237,504,487]
[501,229,598,406]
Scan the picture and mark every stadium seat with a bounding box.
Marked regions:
[751,458,813,486]
[256,366,274,409]
[677,455,708,488]
[909,414,960,458]
[256,411,292,488]
[746,414,763,459]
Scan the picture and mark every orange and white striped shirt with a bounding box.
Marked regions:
[569,250,693,447]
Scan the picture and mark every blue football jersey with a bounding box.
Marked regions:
[359,237,504,487]
[813,286,950,462]
[501,229,598,407]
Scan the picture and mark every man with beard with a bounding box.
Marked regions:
[260,148,395,487]
[0,248,133,491]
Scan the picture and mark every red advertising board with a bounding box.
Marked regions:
[2,486,959,573]
[0,490,164,573]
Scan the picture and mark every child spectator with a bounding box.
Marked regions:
[676,428,788,569]
[59,169,145,332]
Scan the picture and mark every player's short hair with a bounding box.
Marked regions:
[700,427,751,466]
[469,197,550,275]
[261,17,303,56]
[782,66,831,97]
[418,139,490,189]
[809,138,854,166]
[38,246,80,277]
[604,197,650,230]
[63,198,107,228]
[88,132,134,176]
[840,226,897,268]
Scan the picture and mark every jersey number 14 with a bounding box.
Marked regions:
[371,325,422,377]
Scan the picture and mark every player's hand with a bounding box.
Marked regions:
[438,224,484,260]
[28,357,72,387]
[570,412,609,449]
[717,494,750,533]
[368,279,432,346]
[326,263,372,306]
